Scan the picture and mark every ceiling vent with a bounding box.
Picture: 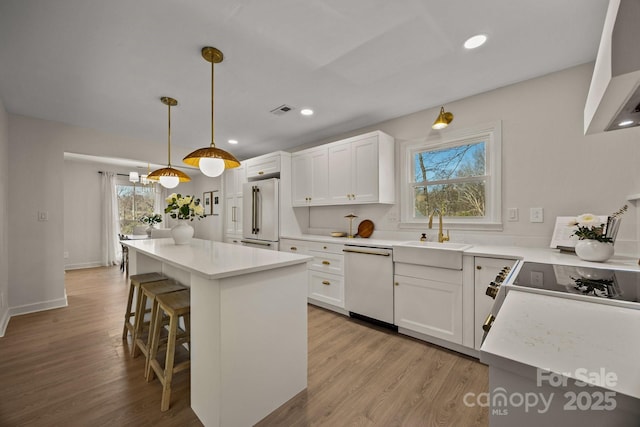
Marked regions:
[270,104,295,116]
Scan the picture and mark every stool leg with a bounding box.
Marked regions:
[122,282,136,340]
[131,292,147,357]
[144,298,160,378]
[160,314,179,412]
[146,303,164,382]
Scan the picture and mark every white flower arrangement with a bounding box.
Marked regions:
[165,193,205,221]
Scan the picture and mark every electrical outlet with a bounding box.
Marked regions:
[37,211,49,221]
[64,251,69,259]
[507,208,519,221]
[529,207,544,223]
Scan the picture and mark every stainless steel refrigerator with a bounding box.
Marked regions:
[241,178,279,250]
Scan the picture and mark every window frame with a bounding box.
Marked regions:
[400,120,502,230]
[115,176,162,234]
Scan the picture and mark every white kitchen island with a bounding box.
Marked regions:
[122,238,312,427]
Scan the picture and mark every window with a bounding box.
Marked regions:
[401,121,502,230]
[116,182,158,234]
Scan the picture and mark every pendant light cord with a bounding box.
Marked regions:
[167,101,172,167]
[210,57,216,148]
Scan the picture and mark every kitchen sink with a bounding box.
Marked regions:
[392,241,473,270]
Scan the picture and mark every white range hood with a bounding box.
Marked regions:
[584,0,640,134]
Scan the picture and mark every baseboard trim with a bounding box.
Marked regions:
[0,307,9,337]
[8,294,68,318]
[64,261,104,270]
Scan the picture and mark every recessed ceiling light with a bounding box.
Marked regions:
[464,34,487,50]
[618,120,634,127]
[300,108,314,116]
[228,139,238,144]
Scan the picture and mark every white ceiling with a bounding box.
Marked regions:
[0,0,609,162]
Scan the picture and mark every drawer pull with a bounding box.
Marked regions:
[322,280,330,285]
[323,246,328,249]
[343,248,391,256]
[290,247,297,251]
[258,171,264,175]
[322,260,331,265]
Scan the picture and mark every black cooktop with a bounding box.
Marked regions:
[513,262,640,303]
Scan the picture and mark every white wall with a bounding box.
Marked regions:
[175,175,224,241]
[0,98,9,335]
[296,64,640,255]
[63,160,105,269]
[8,116,67,315]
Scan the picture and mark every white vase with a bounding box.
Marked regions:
[145,224,154,237]
[574,239,614,262]
[171,220,194,245]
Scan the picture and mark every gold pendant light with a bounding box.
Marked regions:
[432,106,454,130]
[148,97,191,189]
[183,46,240,177]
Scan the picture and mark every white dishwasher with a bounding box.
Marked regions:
[343,244,395,328]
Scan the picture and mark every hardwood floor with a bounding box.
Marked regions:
[0,266,489,427]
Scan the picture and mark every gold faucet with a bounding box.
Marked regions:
[428,208,450,243]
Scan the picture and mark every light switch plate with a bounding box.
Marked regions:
[530,207,544,223]
[507,208,519,221]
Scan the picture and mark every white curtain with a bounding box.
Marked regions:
[101,171,121,266]
[154,184,166,225]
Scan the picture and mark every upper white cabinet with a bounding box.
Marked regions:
[292,130,395,207]
[224,164,246,198]
[291,146,329,206]
[245,152,282,179]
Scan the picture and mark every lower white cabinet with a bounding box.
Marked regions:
[308,271,344,307]
[394,264,463,344]
[280,238,345,311]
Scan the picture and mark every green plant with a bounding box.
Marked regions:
[165,193,205,221]
[139,213,163,225]
[569,205,627,243]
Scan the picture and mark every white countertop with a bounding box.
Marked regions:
[122,238,312,280]
[282,234,640,271]
[481,290,640,399]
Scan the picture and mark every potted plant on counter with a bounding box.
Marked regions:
[570,205,627,262]
[139,213,163,237]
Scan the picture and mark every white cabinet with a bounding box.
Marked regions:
[291,130,395,207]
[245,152,282,179]
[327,131,395,205]
[291,146,329,206]
[473,257,515,350]
[280,238,345,312]
[223,165,246,239]
[224,164,245,198]
[394,263,463,344]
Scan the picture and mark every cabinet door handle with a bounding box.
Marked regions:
[322,260,330,265]
[394,282,399,286]
[483,314,496,332]
[322,280,330,285]
[476,265,482,270]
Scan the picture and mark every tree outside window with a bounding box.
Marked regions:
[413,141,486,219]
[116,184,156,234]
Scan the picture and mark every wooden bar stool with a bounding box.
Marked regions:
[131,279,186,359]
[122,272,166,341]
[147,289,191,412]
